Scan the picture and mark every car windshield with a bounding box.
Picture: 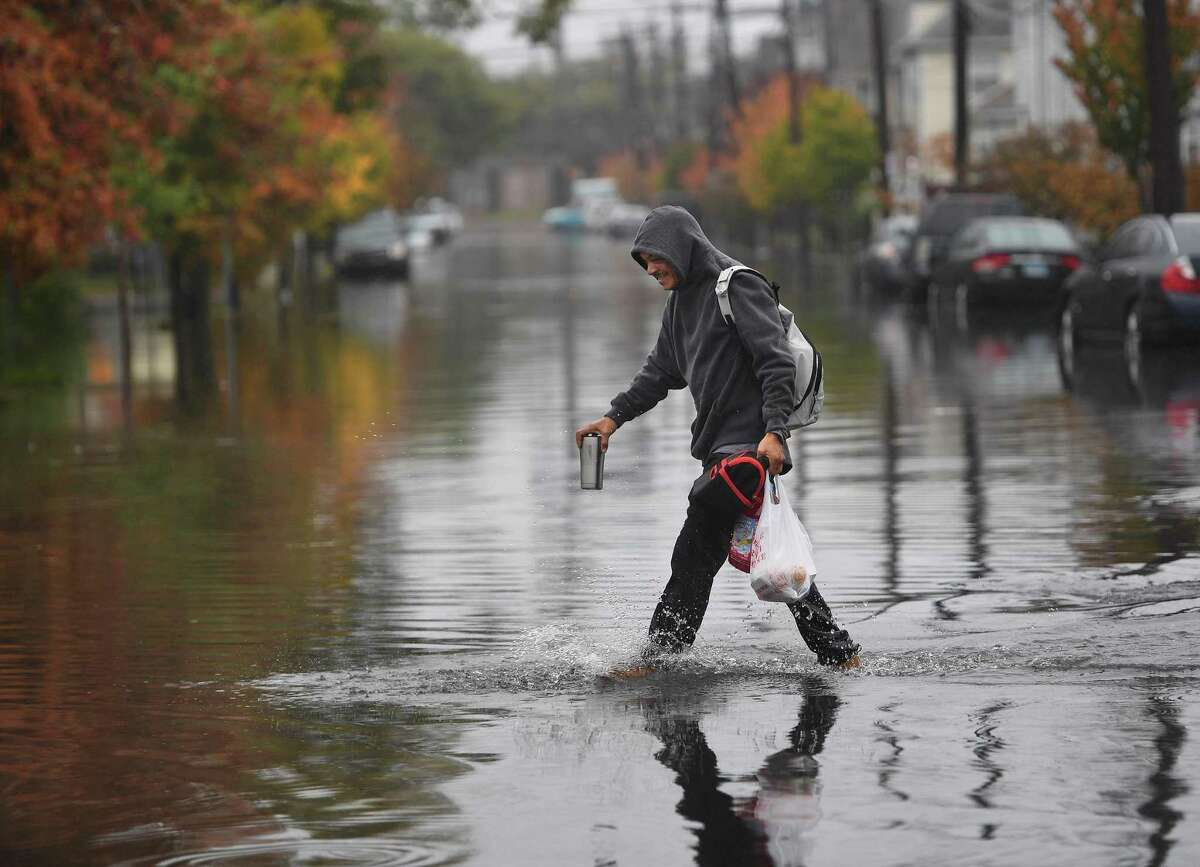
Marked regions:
[1171,216,1200,254]
[981,219,1076,250]
[919,197,1022,235]
[337,210,402,247]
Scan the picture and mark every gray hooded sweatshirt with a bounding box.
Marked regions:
[605,206,796,468]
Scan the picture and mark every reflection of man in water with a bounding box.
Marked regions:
[646,679,841,866]
[574,206,858,666]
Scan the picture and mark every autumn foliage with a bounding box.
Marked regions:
[0,1,435,292]
[729,75,809,214]
[728,74,877,219]
[976,122,1140,238]
[119,4,405,279]
[0,1,225,285]
[1053,0,1200,182]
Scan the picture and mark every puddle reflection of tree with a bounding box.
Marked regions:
[872,701,910,807]
[867,356,990,623]
[644,676,840,866]
[1140,694,1188,867]
[967,700,1012,840]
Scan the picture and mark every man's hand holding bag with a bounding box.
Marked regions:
[748,476,815,603]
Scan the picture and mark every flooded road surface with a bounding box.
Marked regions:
[3,223,1200,865]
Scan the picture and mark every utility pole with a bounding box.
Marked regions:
[714,0,742,121]
[619,30,648,169]
[671,3,690,141]
[646,21,665,151]
[869,0,891,211]
[1143,0,1184,215]
[953,0,970,187]
[822,0,836,81]
[706,24,724,153]
[781,0,801,143]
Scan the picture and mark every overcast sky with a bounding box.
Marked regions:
[452,0,788,77]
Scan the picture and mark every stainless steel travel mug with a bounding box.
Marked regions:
[579,432,604,490]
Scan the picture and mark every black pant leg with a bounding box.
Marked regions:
[646,453,777,653]
[787,583,860,665]
[648,496,740,650]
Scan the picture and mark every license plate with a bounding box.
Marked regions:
[1023,264,1049,278]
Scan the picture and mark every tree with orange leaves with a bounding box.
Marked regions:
[111,3,406,403]
[729,75,877,222]
[729,75,804,214]
[1053,0,1200,187]
[976,122,1140,238]
[0,1,225,291]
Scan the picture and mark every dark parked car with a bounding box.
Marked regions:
[929,217,1083,317]
[858,214,918,294]
[333,208,410,279]
[905,192,1024,300]
[1059,213,1200,354]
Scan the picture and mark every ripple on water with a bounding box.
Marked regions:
[113,838,448,866]
[252,623,844,704]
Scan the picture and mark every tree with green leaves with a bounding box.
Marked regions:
[376,28,511,178]
[731,77,877,226]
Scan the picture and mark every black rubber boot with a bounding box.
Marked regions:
[788,583,860,667]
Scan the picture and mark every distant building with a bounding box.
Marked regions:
[896,0,1017,187]
[449,159,570,215]
[739,0,1158,208]
[1011,0,1087,128]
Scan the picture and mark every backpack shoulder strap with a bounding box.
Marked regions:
[714,265,771,325]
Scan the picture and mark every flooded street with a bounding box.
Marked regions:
[3,223,1200,865]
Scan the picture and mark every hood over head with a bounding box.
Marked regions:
[630,206,731,290]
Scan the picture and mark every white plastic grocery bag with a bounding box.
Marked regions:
[749,476,816,603]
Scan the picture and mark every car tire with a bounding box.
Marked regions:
[955,284,970,330]
[1123,304,1143,369]
[1059,301,1077,357]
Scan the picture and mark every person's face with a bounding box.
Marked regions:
[643,255,678,291]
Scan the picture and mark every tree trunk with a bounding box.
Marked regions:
[168,248,215,411]
[1143,0,1184,215]
[2,264,16,373]
[222,236,240,313]
[117,239,134,432]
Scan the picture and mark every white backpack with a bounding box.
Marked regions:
[714,265,824,429]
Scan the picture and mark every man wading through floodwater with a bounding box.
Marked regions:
[575,206,860,668]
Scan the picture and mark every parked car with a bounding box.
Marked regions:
[405,212,446,249]
[858,214,918,294]
[543,176,628,234]
[542,205,586,232]
[404,197,464,249]
[929,217,1083,318]
[333,209,410,279]
[604,202,651,239]
[405,197,464,248]
[1059,213,1200,355]
[904,192,1024,300]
